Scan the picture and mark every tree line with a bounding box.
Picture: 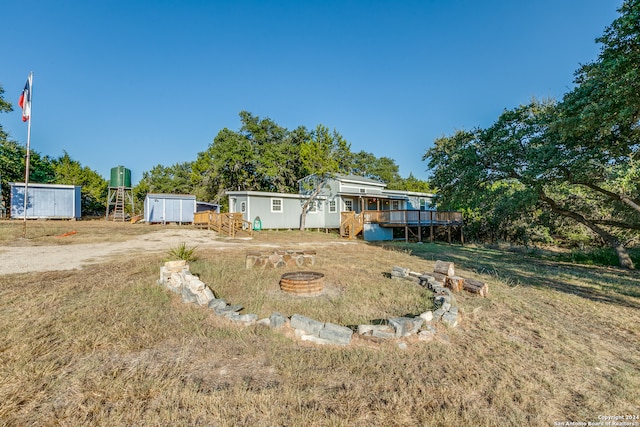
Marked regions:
[0,94,429,217]
[425,0,640,268]
[3,1,635,268]
[134,110,431,209]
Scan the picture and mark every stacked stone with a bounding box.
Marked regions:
[356,311,440,342]
[290,314,353,346]
[157,260,474,347]
[389,264,463,329]
[157,261,353,345]
[158,260,256,325]
[245,250,316,269]
[159,260,215,306]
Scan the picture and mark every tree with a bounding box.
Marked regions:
[138,162,194,195]
[192,111,306,206]
[0,86,15,212]
[0,140,55,211]
[0,85,12,138]
[351,150,401,185]
[425,2,640,268]
[553,0,640,214]
[0,140,23,210]
[239,111,303,193]
[390,173,433,193]
[298,124,351,231]
[51,152,108,216]
[426,101,637,268]
[192,127,256,206]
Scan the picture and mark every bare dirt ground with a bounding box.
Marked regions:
[0,228,355,275]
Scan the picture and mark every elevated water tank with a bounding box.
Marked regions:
[110,166,131,188]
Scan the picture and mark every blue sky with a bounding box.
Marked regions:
[2,0,621,184]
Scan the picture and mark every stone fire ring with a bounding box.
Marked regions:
[280,271,325,296]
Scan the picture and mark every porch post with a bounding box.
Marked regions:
[430,211,434,243]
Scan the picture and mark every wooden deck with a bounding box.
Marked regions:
[194,211,253,238]
[341,210,463,242]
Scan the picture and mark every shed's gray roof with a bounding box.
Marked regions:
[145,193,196,200]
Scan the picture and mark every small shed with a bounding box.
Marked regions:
[10,182,81,219]
[196,201,221,214]
[144,193,196,224]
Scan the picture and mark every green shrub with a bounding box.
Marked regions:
[166,242,198,262]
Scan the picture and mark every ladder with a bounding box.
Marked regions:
[113,186,126,222]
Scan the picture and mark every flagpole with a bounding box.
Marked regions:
[22,72,33,238]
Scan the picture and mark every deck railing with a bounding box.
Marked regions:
[341,209,462,239]
[194,211,253,237]
[363,210,462,226]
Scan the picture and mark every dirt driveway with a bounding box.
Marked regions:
[0,228,357,275]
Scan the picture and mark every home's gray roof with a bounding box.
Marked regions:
[333,174,386,186]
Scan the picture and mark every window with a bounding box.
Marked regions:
[271,198,283,213]
[392,200,400,210]
[344,200,353,212]
[328,200,337,213]
[241,201,246,213]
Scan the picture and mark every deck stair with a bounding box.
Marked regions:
[340,211,364,239]
[194,211,253,238]
[340,209,464,242]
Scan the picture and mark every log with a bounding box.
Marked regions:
[445,276,464,292]
[463,278,489,297]
[462,280,484,289]
[434,260,455,277]
[421,272,446,283]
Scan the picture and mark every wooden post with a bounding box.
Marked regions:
[418,211,422,243]
[430,211,434,243]
[448,226,451,244]
[461,225,464,245]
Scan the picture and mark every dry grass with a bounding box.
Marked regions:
[0,224,639,426]
[0,219,157,246]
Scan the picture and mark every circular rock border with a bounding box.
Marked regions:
[158,259,484,347]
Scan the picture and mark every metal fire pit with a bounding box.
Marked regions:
[280,271,325,296]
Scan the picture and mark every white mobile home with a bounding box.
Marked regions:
[10,182,82,219]
[226,174,440,236]
[226,191,328,230]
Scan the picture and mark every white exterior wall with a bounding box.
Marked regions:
[10,183,81,219]
[226,175,437,231]
[228,191,326,229]
[144,194,196,224]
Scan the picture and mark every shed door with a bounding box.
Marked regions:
[53,189,74,217]
[37,189,56,217]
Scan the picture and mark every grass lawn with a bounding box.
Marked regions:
[0,222,638,426]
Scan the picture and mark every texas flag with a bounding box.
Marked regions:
[18,74,32,122]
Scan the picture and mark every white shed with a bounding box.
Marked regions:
[144,193,196,224]
[10,182,81,219]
